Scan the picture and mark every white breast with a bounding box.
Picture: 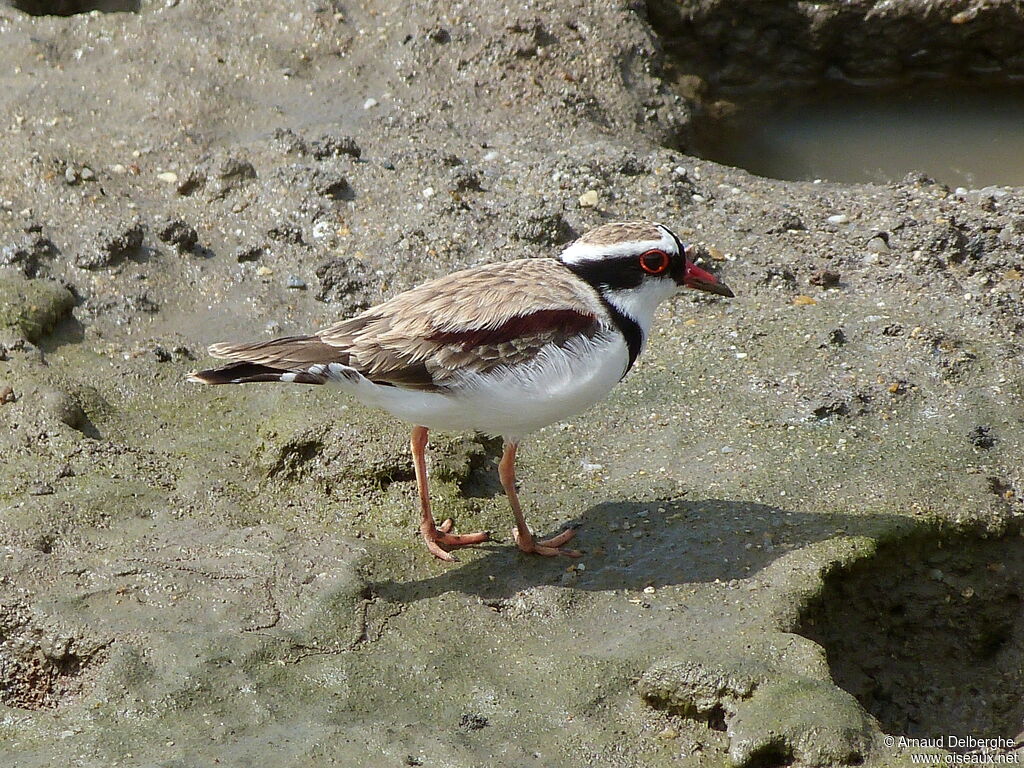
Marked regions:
[335,330,629,441]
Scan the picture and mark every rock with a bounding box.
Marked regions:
[198,152,256,198]
[727,679,876,767]
[428,27,451,44]
[640,634,875,767]
[511,201,575,245]
[450,168,482,193]
[0,274,75,342]
[215,156,257,184]
[578,189,599,207]
[822,328,847,347]
[267,223,304,244]
[458,713,488,731]
[271,127,308,155]
[968,425,996,449]
[809,269,840,288]
[155,218,199,252]
[1,233,58,278]
[312,169,351,200]
[760,266,797,288]
[866,235,890,254]
[639,655,766,723]
[765,207,804,233]
[314,257,374,310]
[311,133,361,160]
[175,168,206,196]
[235,245,264,263]
[75,220,144,270]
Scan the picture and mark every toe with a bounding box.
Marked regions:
[425,538,459,562]
[537,526,578,548]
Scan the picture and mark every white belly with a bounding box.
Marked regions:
[337,332,629,440]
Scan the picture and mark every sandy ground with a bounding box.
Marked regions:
[1,1,1023,766]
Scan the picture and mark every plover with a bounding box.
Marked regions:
[189,221,733,561]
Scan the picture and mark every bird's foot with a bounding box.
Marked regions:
[513,525,582,558]
[422,519,490,562]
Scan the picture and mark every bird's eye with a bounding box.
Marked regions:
[638,249,670,275]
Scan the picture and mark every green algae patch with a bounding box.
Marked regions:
[0,274,74,343]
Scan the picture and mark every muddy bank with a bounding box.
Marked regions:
[1,0,1023,766]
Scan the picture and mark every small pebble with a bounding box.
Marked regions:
[792,295,817,306]
[256,266,274,277]
[809,269,840,288]
[235,246,264,263]
[866,236,890,253]
[578,189,599,208]
[157,171,179,184]
[827,214,849,224]
[421,187,435,199]
[363,97,378,110]
[643,585,656,594]
[286,275,306,289]
[64,167,78,185]
[80,167,95,181]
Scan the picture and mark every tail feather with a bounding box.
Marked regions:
[187,361,326,385]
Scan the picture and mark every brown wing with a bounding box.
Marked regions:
[202,259,607,390]
[316,258,607,389]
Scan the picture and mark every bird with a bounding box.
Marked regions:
[188,221,733,562]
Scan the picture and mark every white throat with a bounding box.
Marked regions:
[601,279,678,341]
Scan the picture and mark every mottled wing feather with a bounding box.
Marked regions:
[204,259,607,391]
[208,335,352,368]
[316,259,607,389]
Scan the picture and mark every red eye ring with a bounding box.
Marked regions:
[639,249,670,275]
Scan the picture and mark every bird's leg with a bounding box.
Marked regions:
[499,440,581,558]
[411,426,490,562]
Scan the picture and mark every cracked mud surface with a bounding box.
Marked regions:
[1,1,1023,766]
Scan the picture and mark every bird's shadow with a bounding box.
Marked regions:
[370,497,902,603]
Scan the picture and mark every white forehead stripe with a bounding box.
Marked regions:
[559,224,678,265]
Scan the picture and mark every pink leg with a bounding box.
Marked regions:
[498,441,581,558]
[411,426,490,562]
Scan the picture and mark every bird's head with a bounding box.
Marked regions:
[559,221,733,332]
